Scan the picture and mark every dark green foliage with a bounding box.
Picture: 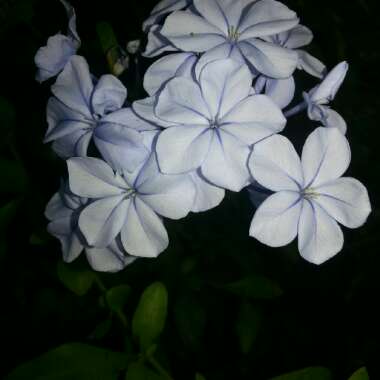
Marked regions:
[0,0,379,379]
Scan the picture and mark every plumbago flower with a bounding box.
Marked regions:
[159,0,300,78]
[249,127,371,264]
[67,151,196,258]
[303,61,348,134]
[45,182,136,272]
[138,58,286,192]
[45,55,156,171]
[35,0,81,83]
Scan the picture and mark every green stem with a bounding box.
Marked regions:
[147,355,174,380]
[93,274,129,329]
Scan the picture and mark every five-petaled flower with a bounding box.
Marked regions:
[249,127,371,264]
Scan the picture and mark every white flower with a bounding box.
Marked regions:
[148,58,286,191]
[133,96,225,213]
[304,61,348,134]
[67,153,196,258]
[45,181,137,272]
[45,56,156,172]
[35,0,81,83]
[249,127,371,264]
[159,0,300,78]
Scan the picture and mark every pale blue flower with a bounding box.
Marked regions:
[35,0,81,83]
[159,0,300,78]
[45,181,137,272]
[133,96,226,213]
[45,56,156,172]
[249,127,371,264]
[145,58,286,192]
[67,152,196,258]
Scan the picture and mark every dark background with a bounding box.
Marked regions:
[0,0,379,379]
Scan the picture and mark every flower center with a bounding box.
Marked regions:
[209,118,220,129]
[302,187,319,200]
[123,188,136,200]
[228,26,240,42]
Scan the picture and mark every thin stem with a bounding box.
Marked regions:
[93,274,129,329]
[147,355,174,380]
[284,101,308,118]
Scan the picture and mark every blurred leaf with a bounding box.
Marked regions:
[0,159,28,194]
[125,362,165,380]
[96,21,118,54]
[90,319,113,341]
[270,367,333,380]
[224,275,283,299]
[106,284,132,312]
[132,282,168,351]
[57,261,95,296]
[348,367,369,380]
[195,374,206,380]
[235,302,261,354]
[5,343,128,380]
[174,293,206,351]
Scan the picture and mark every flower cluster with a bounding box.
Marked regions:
[37,0,371,272]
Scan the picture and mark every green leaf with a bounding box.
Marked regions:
[235,302,261,354]
[96,21,119,54]
[0,159,28,194]
[57,261,95,296]
[125,362,165,380]
[348,367,369,380]
[224,275,283,300]
[195,374,206,380]
[5,343,128,380]
[106,285,132,312]
[132,282,168,351]
[270,367,333,380]
[90,319,113,341]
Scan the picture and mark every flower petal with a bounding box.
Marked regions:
[48,218,83,262]
[199,58,253,118]
[161,11,226,52]
[239,0,299,39]
[298,200,344,265]
[60,0,81,42]
[143,0,189,32]
[35,34,78,83]
[221,94,286,144]
[190,171,225,212]
[194,42,245,79]
[310,61,349,104]
[249,134,303,191]
[103,107,158,131]
[314,177,371,229]
[301,127,351,188]
[201,130,251,191]
[85,240,135,273]
[133,96,173,128]
[91,75,127,116]
[156,125,212,173]
[264,76,295,109]
[143,24,179,58]
[144,52,197,96]
[323,109,347,134]
[52,129,92,158]
[67,157,127,198]
[297,50,326,79]
[250,190,301,247]
[155,77,211,124]
[93,123,149,173]
[121,198,168,258]
[284,25,313,49]
[79,196,129,247]
[52,55,94,118]
[239,39,298,78]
